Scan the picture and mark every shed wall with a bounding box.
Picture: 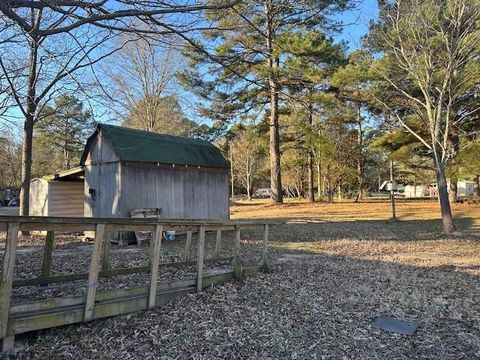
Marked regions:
[83,132,122,217]
[120,163,229,219]
[47,182,84,217]
[29,179,49,216]
[84,162,121,217]
[83,133,118,165]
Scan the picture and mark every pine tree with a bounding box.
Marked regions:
[179,0,351,203]
[37,95,94,170]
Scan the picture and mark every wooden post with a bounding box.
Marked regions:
[148,225,163,309]
[262,224,269,267]
[196,225,206,293]
[84,224,106,321]
[0,222,19,351]
[184,231,192,262]
[101,232,111,272]
[233,225,240,258]
[41,231,54,278]
[214,230,222,258]
[233,225,242,280]
[390,160,397,220]
[230,146,234,198]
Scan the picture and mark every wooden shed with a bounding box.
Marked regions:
[80,124,230,220]
[29,167,85,217]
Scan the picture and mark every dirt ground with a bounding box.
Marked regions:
[1,199,480,359]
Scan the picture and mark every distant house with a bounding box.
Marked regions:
[404,184,433,198]
[448,180,475,197]
[80,124,230,219]
[404,180,474,198]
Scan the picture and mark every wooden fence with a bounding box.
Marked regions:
[0,216,275,352]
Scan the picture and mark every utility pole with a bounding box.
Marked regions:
[230,147,234,198]
[390,160,396,220]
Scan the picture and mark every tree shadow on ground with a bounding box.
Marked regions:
[260,217,479,243]
[12,246,480,359]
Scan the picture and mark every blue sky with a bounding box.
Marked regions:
[2,1,380,137]
[334,0,379,51]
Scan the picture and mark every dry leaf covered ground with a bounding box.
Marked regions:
[1,199,480,359]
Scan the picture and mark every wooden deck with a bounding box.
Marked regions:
[0,216,275,352]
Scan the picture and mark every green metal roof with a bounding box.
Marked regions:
[81,124,229,169]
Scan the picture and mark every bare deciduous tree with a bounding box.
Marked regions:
[0,0,238,216]
[231,130,264,200]
[370,0,480,234]
[104,37,194,134]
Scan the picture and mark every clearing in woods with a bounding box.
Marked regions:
[2,200,480,359]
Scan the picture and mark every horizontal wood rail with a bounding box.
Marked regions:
[0,216,277,353]
[0,216,278,232]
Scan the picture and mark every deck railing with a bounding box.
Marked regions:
[0,216,276,352]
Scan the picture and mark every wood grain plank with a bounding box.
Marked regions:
[0,222,19,339]
[262,224,269,266]
[214,230,222,258]
[148,225,163,309]
[184,231,192,262]
[84,224,106,321]
[41,231,55,278]
[196,225,206,293]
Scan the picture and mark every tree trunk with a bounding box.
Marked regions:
[307,152,314,203]
[474,175,480,198]
[230,148,234,198]
[435,164,456,234]
[327,190,333,203]
[354,104,365,202]
[316,160,321,200]
[19,36,39,217]
[389,160,396,220]
[246,174,251,201]
[269,88,282,203]
[265,1,282,203]
[307,104,314,203]
[19,118,34,216]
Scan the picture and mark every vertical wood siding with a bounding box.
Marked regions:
[121,163,229,219]
[83,132,229,220]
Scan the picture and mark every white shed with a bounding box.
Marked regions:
[29,167,85,217]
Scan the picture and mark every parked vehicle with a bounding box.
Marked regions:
[8,198,19,207]
[254,188,271,198]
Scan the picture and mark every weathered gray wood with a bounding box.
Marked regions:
[41,231,55,278]
[84,224,106,321]
[148,225,163,309]
[0,222,19,340]
[120,162,229,219]
[184,231,192,262]
[214,229,222,257]
[233,257,243,281]
[196,225,206,293]
[101,232,111,271]
[233,225,241,258]
[7,265,265,337]
[0,215,280,226]
[13,256,234,288]
[262,224,269,266]
[1,335,14,353]
[242,265,264,277]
